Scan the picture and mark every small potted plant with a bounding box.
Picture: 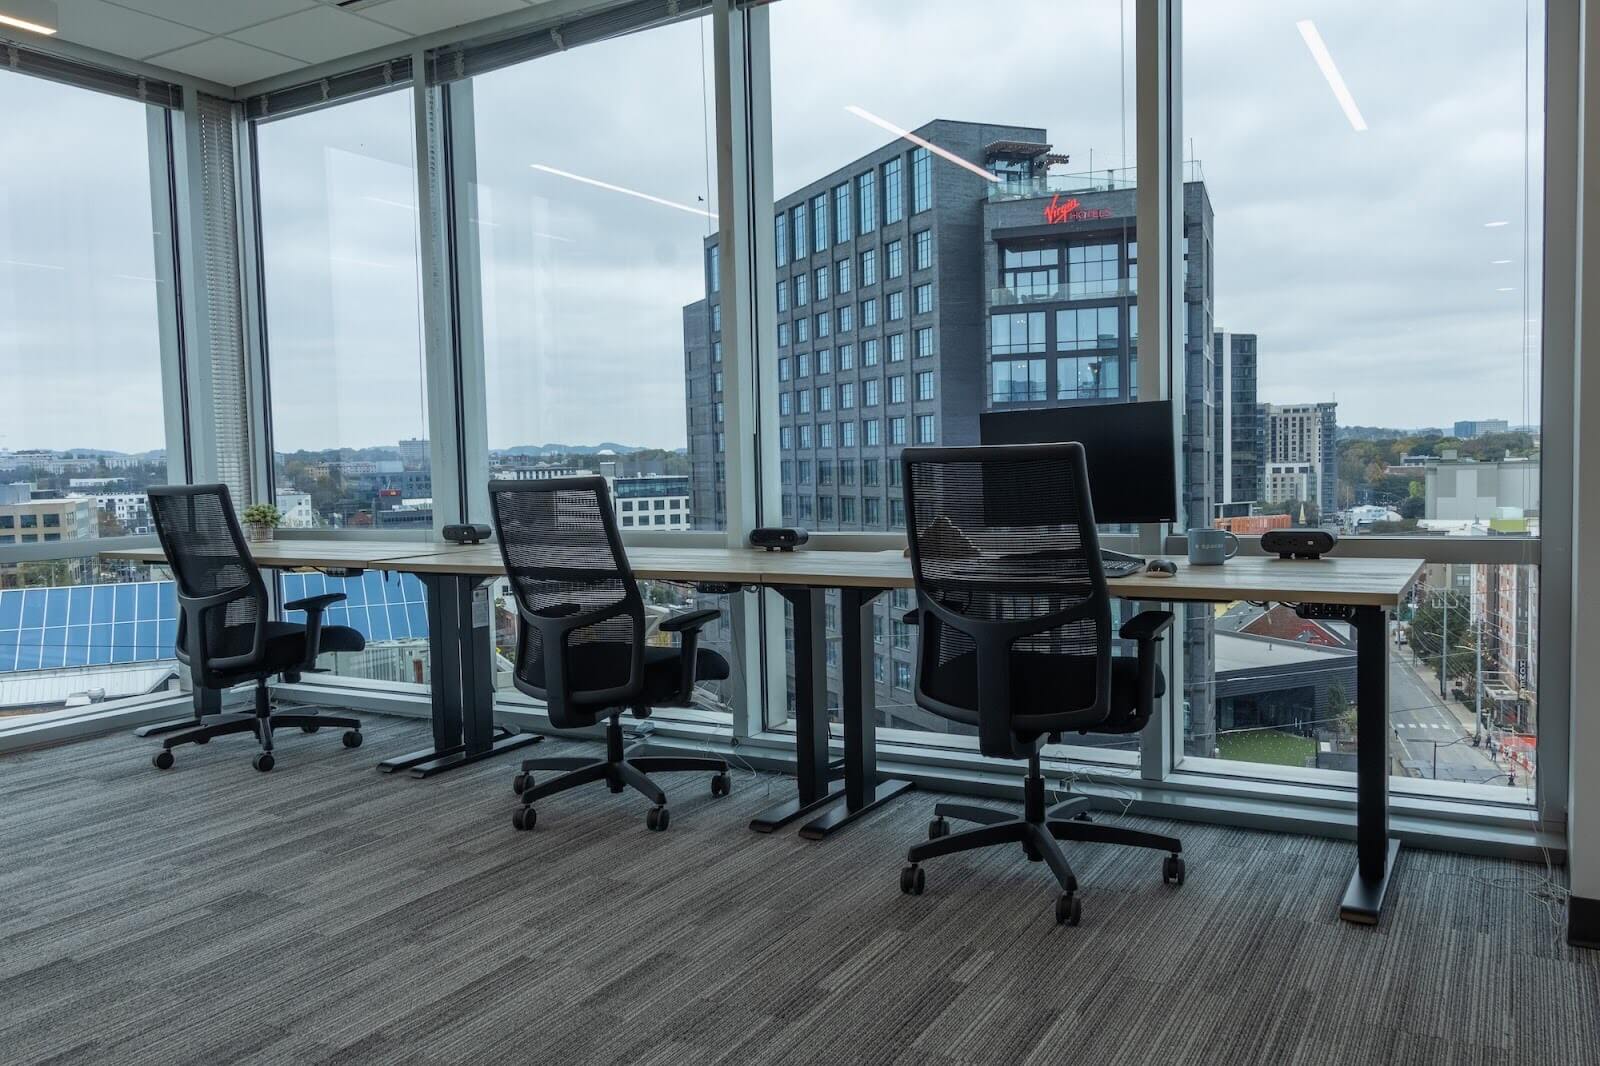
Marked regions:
[241,503,282,544]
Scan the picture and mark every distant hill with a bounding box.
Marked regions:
[1337,425,1447,442]
[494,443,663,457]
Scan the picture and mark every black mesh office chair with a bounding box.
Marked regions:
[490,477,731,832]
[897,444,1185,926]
[147,484,365,772]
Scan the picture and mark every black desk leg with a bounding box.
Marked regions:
[751,588,846,832]
[800,587,913,839]
[379,574,540,777]
[135,678,233,737]
[1340,604,1402,923]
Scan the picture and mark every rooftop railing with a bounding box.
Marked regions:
[985,160,1205,202]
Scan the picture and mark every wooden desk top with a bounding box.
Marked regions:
[103,539,1423,607]
[100,539,444,571]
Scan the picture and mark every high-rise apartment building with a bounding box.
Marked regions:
[1260,401,1338,518]
[1212,331,1259,514]
[683,120,1216,734]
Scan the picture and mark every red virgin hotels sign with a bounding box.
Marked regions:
[1043,194,1111,224]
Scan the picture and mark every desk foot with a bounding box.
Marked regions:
[1339,837,1402,924]
[799,778,915,840]
[135,713,248,738]
[378,728,541,777]
[749,786,847,833]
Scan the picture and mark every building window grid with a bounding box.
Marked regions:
[883,157,904,224]
[915,326,934,359]
[812,192,828,252]
[792,205,808,260]
[861,248,877,286]
[911,147,931,213]
[886,239,904,279]
[834,181,852,243]
[916,370,935,401]
[836,257,853,293]
[887,291,905,321]
[857,169,877,232]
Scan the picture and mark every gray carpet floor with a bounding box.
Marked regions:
[2,713,1597,1066]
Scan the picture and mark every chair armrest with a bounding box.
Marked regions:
[284,592,346,614]
[901,609,918,626]
[1119,610,1174,643]
[660,607,721,633]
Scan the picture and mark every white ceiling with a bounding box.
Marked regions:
[43,0,553,87]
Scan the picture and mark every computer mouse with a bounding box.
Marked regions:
[1145,559,1178,578]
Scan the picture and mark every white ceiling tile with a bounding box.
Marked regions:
[56,0,209,60]
[104,0,318,36]
[357,0,529,37]
[144,36,304,84]
[229,5,409,66]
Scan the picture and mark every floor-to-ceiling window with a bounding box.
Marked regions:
[762,0,1137,745]
[456,13,738,716]
[0,70,183,726]
[255,89,434,689]
[1180,0,1545,800]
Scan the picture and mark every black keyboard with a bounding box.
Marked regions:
[1103,558,1144,578]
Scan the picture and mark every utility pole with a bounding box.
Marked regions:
[1473,616,1484,745]
[1438,590,1448,699]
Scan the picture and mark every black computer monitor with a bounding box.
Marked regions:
[979,400,1177,524]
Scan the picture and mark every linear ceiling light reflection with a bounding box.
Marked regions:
[1295,20,1366,132]
[0,0,58,35]
[529,164,716,220]
[843,105,1001,183]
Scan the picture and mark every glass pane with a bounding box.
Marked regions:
[0,558,179,728]
[766,0,1134,742]
[0,74,171,535]
[257,90,428,531]
[1187,2,1543,535]
[1181,563,1537,803]
[470,17,723,530]
[470,18,735,720]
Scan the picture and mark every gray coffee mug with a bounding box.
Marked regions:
[1188,528,1240,566]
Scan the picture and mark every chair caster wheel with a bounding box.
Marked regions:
[513,772,532,796]
[646,806,670,832]
[1163,855,1186,886]
[1056,892,1082,926]
[153,750,174,770]
[193,735,209,745]
[927,817,950,840]
[899,864,926,895]
[513,806,538,831]
[341,730,362,749]
[253,753,275,773]
[710,772,731,797]
[301,723,321,734]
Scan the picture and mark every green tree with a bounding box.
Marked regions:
[1328,683,1356,739]
[18,559,72,588]
[1410,593,1474,686]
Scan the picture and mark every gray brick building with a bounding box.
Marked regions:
[683,121,1220,740]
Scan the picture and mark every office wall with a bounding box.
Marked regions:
[1569,0,1600,947]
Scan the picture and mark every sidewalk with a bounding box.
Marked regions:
[1398,653,1480,733]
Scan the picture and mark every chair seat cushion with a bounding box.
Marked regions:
[208,621,366,674]
[925,651,1164,736]
[520,643,731,708]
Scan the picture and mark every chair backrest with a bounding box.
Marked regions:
[901,443,1112,757]
[488,477,644,722]
[146,484,268,679]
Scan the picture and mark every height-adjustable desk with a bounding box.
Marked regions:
[105,539,1420,923]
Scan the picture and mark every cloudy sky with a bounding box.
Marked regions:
[0,0,1544,455]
